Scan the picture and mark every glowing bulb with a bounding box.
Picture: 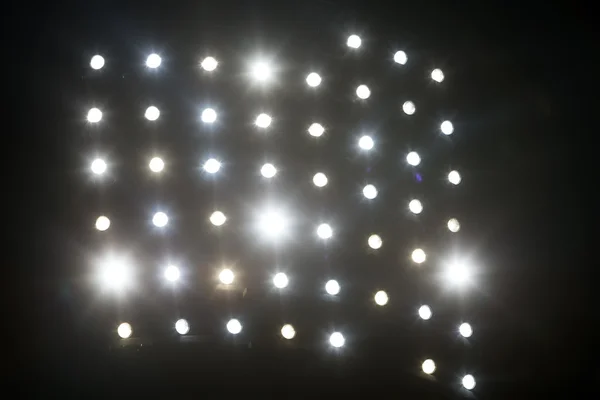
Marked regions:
[281,324,296,340]
[117,323,132,339]
[255,113,272,128]
[317,223,333,239]
[411,248,426,264]
[149,157,164,173]
[95,216,110,231]
[445,262,471,286]
[448,170,461,185]
[329,332,345,347]
[418,305,432,320]
[431,68,444,83]
[325,280,340,295]
[91,158,107,175]
[258,209,288,239]
[409,199,423,214]
[403,101,416,115]
[227,318,242,334]
[203,158,221,173]
[347,35,361,49]
[406,151,421,166]
[210,211,226,226]
[313,172,328,187]
[87,107,102,123]
[374,290,388,306]
[146,53,161,68]
[260,163,277,178]
[251,61,272,82]
[448,218,460,232]
[201,56,218,71]
[90,55,105,70]
[201,108,217,123]
[308,123,324,137]
[441,120,454,135]
[164,265,180,282]
[363,184,377,199]
[368,234,382,250]
[100,259,132,291]
[462,374,476,390]
[306,72,321,87]
[152,212,168,227]
[145,106,160,121]
[459,322,473,338]
[356,85,371,99]
[358,135,374,150]
[422,359,436,374]
[175,319,190,335]
[394,51,407,65]
[273,272,289,289]
[219,268,234,285]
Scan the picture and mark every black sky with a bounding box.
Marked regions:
[14,0,596,397]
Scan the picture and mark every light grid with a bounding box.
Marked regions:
[84,28,476,392]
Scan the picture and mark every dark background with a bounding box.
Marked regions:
[12,0,594,398]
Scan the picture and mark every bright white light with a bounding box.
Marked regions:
[273,272,289,289]
[448,170,461,185]
[164,265,180,282]
[227,318,242,334]
[419,305,432,320]
[394,51,407,65]
[356,85,371,99]
[117,323,132,339]
[329,332,345,348]
[258,209,288,238]
[91,158,107,175]
[87,107,102,123]
[255,113,272,128]
[210,211,226,226]
[374,290,389,306]
[462,374,476,390]
[152,212,168,227]
[409,199,423,214]
[317,223,333,239]
[95,216,110,231]
[201,56,218,71]
[358,135,374,150]
[445,262,471,286]
[368,234,382,250]
[411,248,426,264]
[402,101,416,115]
[201,108,217,123]
[306,72,321,87]
[219,268,234,285]
[441,120,454,135]
[145,106,160,121]
[459,322,473,338]
[90,55,105,70]
[447,218,460,232]
[313,172,328,187]
[251,61,272,82]
[146,53,161,68]
[260,163,277,178]
[406,151,421,166]
[203,158,221,174]
[149,157,164,173]
[325,280,340,295]
[347,35,361,49]
[281,324,296,340]
[431,68,445,83]
[175,319,190,335]
[308,123,325,137]
[422,359,436,374]
[362,184,377,199]
[101,259,132,291]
